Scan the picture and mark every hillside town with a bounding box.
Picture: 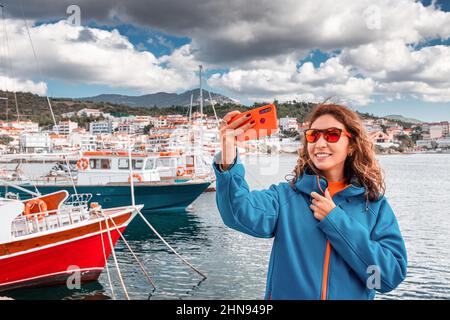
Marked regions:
[0,107,449,156]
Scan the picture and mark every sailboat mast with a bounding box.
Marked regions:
[199,65,203,116]
[1,4,20,122]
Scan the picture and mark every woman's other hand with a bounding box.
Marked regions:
[309,189,337,221]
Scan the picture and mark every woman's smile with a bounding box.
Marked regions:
[314,152,333,160]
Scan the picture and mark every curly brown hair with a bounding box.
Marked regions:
[291,103,385,201]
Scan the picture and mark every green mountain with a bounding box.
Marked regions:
[80,89,239,108]
[384,114,423,124]
[1,90,417,131]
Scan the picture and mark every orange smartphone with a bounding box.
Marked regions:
[228,104,278,141]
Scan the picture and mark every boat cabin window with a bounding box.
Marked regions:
[118,158,129,169]
[156,158,176,167]
[118,158,144,170]
[186,156,195,166]
[89,158,111,170]
[145,159,155,170]
[133,159,143,170]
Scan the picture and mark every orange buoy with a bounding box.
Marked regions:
[128,173,143,183]
[23,199,48,221]
[76,157,90,170]
[90,202,101,210]
[176,166,185,176]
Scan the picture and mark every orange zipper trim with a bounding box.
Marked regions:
[321,240,331,300]
[316,176,331,300]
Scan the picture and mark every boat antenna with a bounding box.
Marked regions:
[208,90,220,128]
[189,93,193,123]
[18,0,57,127]
[199,65,203,117]
[196,65,206,178]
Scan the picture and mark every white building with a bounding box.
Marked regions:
[77,108,105,118]
[437,137,450,148]
[150,117,168,127]
[117,122,136,134]
[279,117,298,131]
[362,119,382,133]
[69,132,97,151]
[9,121,39,133]
[132,117,152,133]
[53,121,78,135]
[441,121,449,137]
[430,125,443,139]
[416,139,433,149]
[62,108,111,119]
[19,133,52,153]
[90,121,112,135]
[50,134,70,151]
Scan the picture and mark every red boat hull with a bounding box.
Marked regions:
[0,215,129,292]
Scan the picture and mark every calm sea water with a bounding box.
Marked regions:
[3,153,450,300]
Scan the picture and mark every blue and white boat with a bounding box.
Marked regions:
[0,151,213,213]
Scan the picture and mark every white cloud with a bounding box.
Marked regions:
[208,56,375,105]
[183,0,450,64]
[1,0,450,106]
[339,41,450,102]
[0,75,47,95]
[0,19,200,94]
[204,0,450,105]
[209,34,450,105]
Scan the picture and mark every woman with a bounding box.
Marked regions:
[213,103,407,300]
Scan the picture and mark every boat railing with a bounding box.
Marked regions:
[11,205,92,238]
[2,175,76,185]
[64,193,93,207]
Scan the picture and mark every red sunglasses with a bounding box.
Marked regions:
[304,127,352,143]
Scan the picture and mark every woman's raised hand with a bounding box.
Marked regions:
[219,110,255,170]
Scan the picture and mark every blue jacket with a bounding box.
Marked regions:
[213,153,408,300]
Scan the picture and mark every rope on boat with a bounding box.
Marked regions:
[107,215,157,291]
[63,154,79,199]
[134,206,208,280]
[97,217,116,300]
[103,211,130,300]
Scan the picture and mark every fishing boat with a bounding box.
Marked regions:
[0,189,141,292]
[0,150,212,213]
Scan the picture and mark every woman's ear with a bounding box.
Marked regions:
[348,146,354,157]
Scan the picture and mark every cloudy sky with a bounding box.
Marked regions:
[0,0,450,121]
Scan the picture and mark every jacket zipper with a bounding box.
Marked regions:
[316,176,331,300]
[321,240,331,300]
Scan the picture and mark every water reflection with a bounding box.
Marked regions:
[124,211,204,242]
[4,154,450,300]
[2,281,110,300]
